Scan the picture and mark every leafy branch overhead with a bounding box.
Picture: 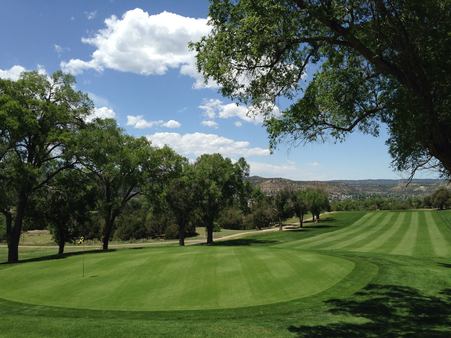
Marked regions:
[193,0,451,177]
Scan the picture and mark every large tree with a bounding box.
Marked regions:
[0,71,91,262]
[194,0,451,178]
[291,190,309,228]
[193,154,249,244]
[75,119,154,251]
[273,189,294,231]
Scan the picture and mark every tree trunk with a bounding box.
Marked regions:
[7,192,28,263]
[58,224,66,255]
[206,224,213,245]
[58,240,65,255]
[102,216,113,251]
[279,218,283,231]
[316,212,320,222]
[299,212,304,228]
[179,222,185,246]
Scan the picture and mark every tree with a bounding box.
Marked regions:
[306,189,330,222]
[431,187,450,210]
[0,71,91,262]
[164,160,197,246]
[273,189,294,231]
[194,1,451,178]
[291,190,309,228]
[75,119,154,250]
[37,169,96,255]
[192,154,249,244]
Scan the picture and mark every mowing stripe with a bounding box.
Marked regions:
[293,212,383,249]
[391,212,418,256]
[282,212,374,248]
[325,212,393,250]
[424,211,450,257]
[352,212,406,253]
[412,212,435,257]
[374,212,412,254]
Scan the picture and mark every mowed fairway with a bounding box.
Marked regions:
[0,210,449,337]
[0,246,353,311]
[279,210,451,257]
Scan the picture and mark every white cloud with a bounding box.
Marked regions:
[61,8,212,88]
[234,121,243,127]
[0,65,27,81]
[0,65,48,81]
[248,161,299,178]
[85,10,97,20]
[162,119,181,128]
[198,98,280,125]
[147,132,270,157]
[201,120,218,129]
[127,115,162,129]
[54,44,70,57]
[127,115,181,129]
[86,106,116,122]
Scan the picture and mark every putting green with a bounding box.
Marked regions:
[0,246,354,311]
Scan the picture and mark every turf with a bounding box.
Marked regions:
[0,210,450,337]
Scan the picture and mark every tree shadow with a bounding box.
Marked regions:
[211,238,279,246]
[288,284,451,337]
[0,248,115,266]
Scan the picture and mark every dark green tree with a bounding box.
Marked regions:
[192,154,249,244]
[194,0,451,178]
[164,160,197,246]
[306,189,330,222]
[273,189,294,231]
[37,169,96,255]
[291,190,309,228]
[0,71,91,262]
[75,119,154,250]
[431,187,450,210]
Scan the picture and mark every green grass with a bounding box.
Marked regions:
[0,210,450,337]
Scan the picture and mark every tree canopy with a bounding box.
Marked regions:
[193,0,451,178]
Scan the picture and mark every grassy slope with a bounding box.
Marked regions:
[0,210,449,337]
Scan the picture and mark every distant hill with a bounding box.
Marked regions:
[247,176,447,199]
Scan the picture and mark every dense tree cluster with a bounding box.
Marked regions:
[0,71,253,262]
[332,187,451,211]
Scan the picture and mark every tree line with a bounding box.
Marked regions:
[331,187,451,211]
[0,71,332,263]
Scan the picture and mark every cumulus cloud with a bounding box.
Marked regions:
[248,161,300,178]
[198,98,280,125]
[86,106,116,122]
[147,132,269,157]
[162,119,181,128]
[127,115,181,129]
[0,65,48,81]
[0,65,27,81]
[61,8,213,88]
[201,120,218,129]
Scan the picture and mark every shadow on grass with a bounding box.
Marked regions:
[288,284,451,337]
[0,249,116,266]
[211,238,279,246]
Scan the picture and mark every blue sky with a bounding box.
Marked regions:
[0,0,436,180]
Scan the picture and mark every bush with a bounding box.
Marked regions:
[218,208,244,230]
[164,223,180,239]
[244,206,274,230]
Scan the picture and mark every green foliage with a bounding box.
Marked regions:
[273,189,294,225]
[0,71,93,262]
[218,207,244,230]
[431,187,451,210]
[194,0,451,177]
[192,154,249,243]
[244,203,274,230]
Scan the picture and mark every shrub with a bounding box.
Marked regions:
[218,208,244,230]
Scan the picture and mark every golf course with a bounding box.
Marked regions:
[0,210,450,337]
